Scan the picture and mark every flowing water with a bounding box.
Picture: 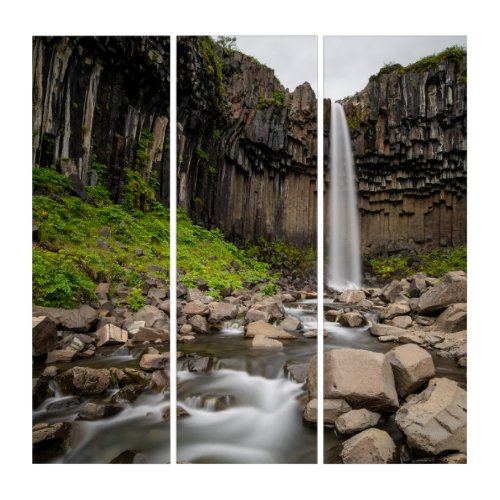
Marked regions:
[328,102,362,290]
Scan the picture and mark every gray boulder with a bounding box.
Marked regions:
[434,303,467,333]
[340,428,396,464]
[32,316,57,356]
[418,271,467,314]
[335,409,381,435]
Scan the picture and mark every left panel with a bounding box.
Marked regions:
[32,36,171,463]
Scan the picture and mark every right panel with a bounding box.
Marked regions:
[323,36,467,464]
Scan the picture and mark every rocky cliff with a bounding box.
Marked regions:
[328,52,467,256]
[177,37,318,248]
[32,36,170,205]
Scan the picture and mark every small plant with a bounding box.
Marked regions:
[261,283,278,296]
[126,287,146,311]
[195,146,209,161]
[208,165,218,175]
[213,129,221,141]
[256,90,286,109]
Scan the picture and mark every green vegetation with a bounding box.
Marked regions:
[256,90,286,109]
[33,166,72,196]
[369,45,467,83]
[135,129,154,172]
[216,36,237,51]
[346,108,362,133]
[368,245,467,281]
[197,37,227,108]
[195,146,209,161]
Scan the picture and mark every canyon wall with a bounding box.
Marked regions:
[177,37,318,248]
[328,56,467,256]
[32,36,170,205]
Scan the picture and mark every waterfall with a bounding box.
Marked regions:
[327,102,362,290]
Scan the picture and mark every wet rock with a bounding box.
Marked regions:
[150,369,169,390]
[438,453,467,464]
[324,309,340,322]
[123,368,150,385]
[379,302,411,320]
[78,401,123,420]
[134,327,169,343]
[389,315,413,329]
[111,384,144,403]
[386,344,435,398]
[245,320,297,339]
[58,366,110,395]
[252,334,283,349]
[303,330,327,338]
[41,366,59,379]
[251,298,285,321]
[337,289,366,304]
[418,271,467,314]
[245,308,272,323]
[188,314,209,334]
[187,356,218,372]
[110,450,149,464]
[32,422,72,462]
[179,324,193,335]
[163,406,190,420]
[133,305,166,328]
[370,322,405,338]
[110,367,133,387]
[46,349,78,363]
[339,311,367,328]
[303,399,319,424]
[278,316,301,332]
[309,349,399,412]
[182,300,209,316]
[434,303,467,333]
[284,361,309,383]
[95,323,128,347]
[33,378,54,407]
[335,409,381,435]
[32,316,57,356]
[457,357,467,368]
[340,428,396,464]
[60,304,99,332]
[395,377,467,455]
[208,301,238,322]
[139,353,169,371]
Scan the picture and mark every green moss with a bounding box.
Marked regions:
[126,288,146,311]
[207,165,218,175]
[256,90,286,110]
[195,146,209,161]
[346,109,362,133]
[32,166,72,196]
[197,37,227,108]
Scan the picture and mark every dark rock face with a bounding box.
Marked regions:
[177,37,317,247]
[32,36,170,205]
[326,57,467,255]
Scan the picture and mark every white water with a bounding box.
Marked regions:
[328,102,362,290]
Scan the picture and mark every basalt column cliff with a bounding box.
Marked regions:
[326,54,467,256]
[32,37,170,205]
[177,37,318,248]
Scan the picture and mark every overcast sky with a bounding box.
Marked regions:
[235,36,318,93]
[325,36,467,101]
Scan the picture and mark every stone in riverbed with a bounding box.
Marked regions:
[32,316,57,356]
[57,366,110,395]
[408,274,427,298]
[60,304,99,332]
[370,323,406,338]
[308,349,399,412]
[283,361,309,383]
[379,302,411,320]
[324,309,340,322]
[380,280,404,303]
[133,305,166,327]
[395,377,467,455]
[251,298,285,321]
[95,324,128,347]
[335,409,381,435]
[208,301,238,322]
[33,378,54,407]
[245,308,271,323]
[134,327,168,343]
[386,344,435,397]
[182,300,209,316]
[32,422,72,462]
[389,315,413,329]
[252,334,283,349]
[304,398,351,425]
[417,271,467,314]
[110,450,149,464]
[139,353,169,371]
[337,289,366,304]
[339,311,367,328]
[434,303,467,333]
[77,401,124,420]
[112,384,144,403]
[188,314,208,334]
[245,320,297,339]
[46,349,78,363]
[278,316,301,332]
[437,453,467,464]
[340,428,396,464]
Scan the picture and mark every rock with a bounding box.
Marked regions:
[433,330,467,356]
[95,282,110,300]
[379,302,411,320]
[303,399,319,424]
[147,286,167,304]
[46,349,78,363]
[415,315,435,326]
[340,428,396,464]
[278,316,301,332]
[309,349,399,411]
[60,333,87,352]
[370,322,406,338]
[356,299,375,310]
[133,305,166,328]
[303,330,327,338]
[418,271,467,314]
[182,300,209,316]
[58,366,110,395]
[457,357,467,367]
[114,283,131,298]
[339,311,367,328]
[110,450,149,464]
[335,409,381,435]
[41,366,59,378]
[252,334,283,349]
[59,304,99,332]
[434,303,467,333]
[123,368,150,385]
[134,327,169,343]
[245,308,271,323]
[78,401,123,420]
[152,318,170,335]
[186,288,205,302]
[395,377,467,455]
[324,309,340,322]
[33,378,54,407]
[245,320,297,339]
[438,453,467,464]
[385,344,435,398]
[303,398,353,425]
[32,316,57,356]
[408,275,427,298]
[251,298,285,321]
[208,301,238,322]
[188,314,209,333]
[187,356,218,372]
[179,323,193,334]
[32,422,72,461]
[150,369,169,390]
[399,331,426,345]
[337,289,366,304]
[389,315,413,329]
[124,320,146,335]
[139,353,169,371]
[95,324,128,347]
[283,361,309,383]
[380,280,404,303]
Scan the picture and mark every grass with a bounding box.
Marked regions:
[256,90,286,110]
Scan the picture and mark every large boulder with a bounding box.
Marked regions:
[339,311,367,328]
[340,428,396,464]
[32,422,72,462]
[134,327,168,343]
[337,289,366,304]
[95,324,128,347]
[418,271,467,314]
[379,302,411,320]
[57,366,110,395]
[370,323,406,338]
[308,349,399,411]
[208,301,238,322]
[245,320,296,339]
[188,315,209,334]
[45,349,77,363]
[133,305,166,328]
[32,316,57,356]
[303,398,352,424]
[139,353,169,371]
[59,304,99,332]
[278,316,302,332]
[252,334,283,349]
[245,309,271,323]
[335,409,381,435]
[250,298,285,321]
[386,344,436,397]
[395,377,467,455]
[408,274,427,298]
[380,280,404,303]
[434,303,467,333]
[33,378,54,407]
[78,401,123,420]
[182,300,209,317]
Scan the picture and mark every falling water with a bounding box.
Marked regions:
[327,102,362,290]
